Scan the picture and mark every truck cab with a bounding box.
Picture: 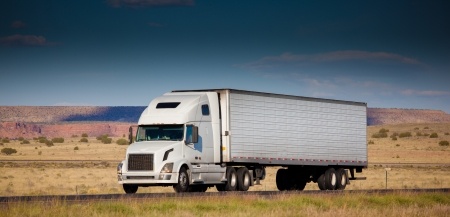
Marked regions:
[117,91,237,193]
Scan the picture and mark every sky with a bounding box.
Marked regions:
[1,0,450,112]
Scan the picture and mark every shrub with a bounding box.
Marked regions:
[414,127,419,130]
[38,137,47,143]
[18,137,24,141]
[116,138,129,145]
[368,140,374,145]
[424,127,429,129]
[379,128,389,134]
[372,132,388,138]
[445,132,450,135]
[416,132,423,136]
[102,137,112,144]
[21,140,30,144]
[398,132,412,138]
[2,138,10,143]
[97,134,112,144]
[429,133,438,138]
[1,148,17,155]
[391,136,397,141]
[79,138,88,143]
[45,140,54,147]
[52,137,65,143]
[82,133,88,138]
[74,146,79,151]
[96,134,109,141]
[439,141,449,146]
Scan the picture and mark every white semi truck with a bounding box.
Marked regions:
[117,89,367,193]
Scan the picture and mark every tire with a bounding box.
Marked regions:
[237,167,251,191]
[216,184,226,192]
[224,167,237,191]
[276,169,288,191]
[174,167,190,193]
[123,184,138,194]
[190,185,208,192]
[317,174,326,190]
[324,168,337,190]
[294,179,307,191]
[335,168,348,190]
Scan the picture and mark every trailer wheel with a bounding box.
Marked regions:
[224,167,237,191]
[216,184,226,191]
[336,168,347,190]
[276,169,288,191]
[294,179,307,191]
[123,184,138,194]
[317,174,326,190]
[190,185,208,192]
[237,167,251,191]
[174,167,190,193]
[325,168,337,190]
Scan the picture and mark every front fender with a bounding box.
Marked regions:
[172,159,192,183]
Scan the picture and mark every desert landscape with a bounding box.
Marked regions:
[0,107,449,196]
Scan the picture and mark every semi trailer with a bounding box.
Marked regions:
[117,89,367,193]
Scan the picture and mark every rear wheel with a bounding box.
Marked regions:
[276,169,288,191]
[224,167,237,191]
[123,184,138,194]
[317,174,326,190]
[324,168,337,190]
[190,185,208,192]
[174,167,190,193]
[237,167,251,191]
[216,184,226,192]
[336,168,348,190]
[294,179,307,191]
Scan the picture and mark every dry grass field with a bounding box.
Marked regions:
[0,123,449,196]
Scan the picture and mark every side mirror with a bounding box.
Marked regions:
[186,125,198,144]
[128,126,133,144]
[192,126,198,143]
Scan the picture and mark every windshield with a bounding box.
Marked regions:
[136,125,184,142]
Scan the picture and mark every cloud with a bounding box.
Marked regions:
[401,89,450,96]
[11,20,27,29]
[107,0,194,7]
[240,50,423,70]
[0,34,54,47]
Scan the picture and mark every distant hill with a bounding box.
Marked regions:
[367,108,450,125]
[0,106,146,123]
[1,106,450,138]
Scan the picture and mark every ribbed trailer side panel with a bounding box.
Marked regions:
[228,91,367,167]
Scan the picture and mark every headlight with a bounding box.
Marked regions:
[160,163,174,173]
[117,162,123,174]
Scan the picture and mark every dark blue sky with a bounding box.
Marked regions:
[1,0,450,112]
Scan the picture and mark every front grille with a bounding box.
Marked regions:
[128,154,154,171]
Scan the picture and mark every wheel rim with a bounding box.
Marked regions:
[243,172,250,187]
[230,172,237,187]
[180,172,188,188]
[331,173,336,186]
[340,173,346,186]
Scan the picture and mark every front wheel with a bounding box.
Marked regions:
[123,184,138,194]
[174,167,190,193]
